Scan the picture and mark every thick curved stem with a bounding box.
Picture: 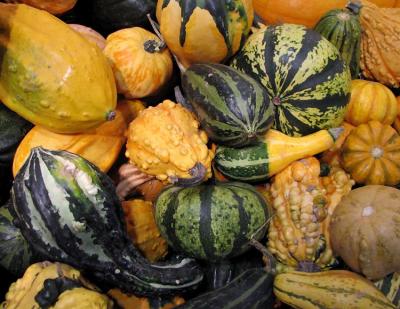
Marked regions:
[169,163,207,187]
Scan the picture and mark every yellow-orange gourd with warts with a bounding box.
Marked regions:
[267,157,354,271]
[126,100,214,185]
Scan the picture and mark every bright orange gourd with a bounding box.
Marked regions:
[4,0,77,15]
[345,80,398,126]
[253,0,400,28]
[394,96,400,133]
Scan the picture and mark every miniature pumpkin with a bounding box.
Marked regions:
[69,24,106,50]
[125,100,214,185]
[341,121,400,185]
[122,199,168,262]
[12,100,145,177]
[345,80,398,126]
[267,157,354,271]
[104,27,173,99]
[4,0,77,14]
[1,261,113,309]
[330,185,400,280]
[108,288,184,309]
[359,0,400,87]
[394,96,400,133]
[156,0,254,68]
[253,0,400,28]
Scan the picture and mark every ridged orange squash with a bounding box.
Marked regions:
[253,0,400,28]
[104,27,173,99]
[12,100,146,177]
[342,121,400,185]
[345,80,398,126]
[4,0,77,15]
[122,199,168,262]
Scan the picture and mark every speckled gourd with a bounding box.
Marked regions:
[359,0,400,87]
[267,157,354,271]
[126,100,214,185]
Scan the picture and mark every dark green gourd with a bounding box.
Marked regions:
[314,2,362,78]
[181,63,274,147]
[10,147,203,296]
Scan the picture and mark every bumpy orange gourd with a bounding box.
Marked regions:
[126,100,214,185]
[394,96,400,132]
[4,0,77,14]
[359,0,400,87]
[342,120,400,185]
[12,100,146,177]
[108,289,184,309]
[104,27,173,99]
[122,199,168,262]
[345,80,397,126]
[267,157,354,271]
[253,0,400,28]
[330,185,400,280]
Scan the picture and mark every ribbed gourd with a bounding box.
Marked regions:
[122,199,168,262]
[11,147,203,296]
[231,23,351,136]
[314,2,362,78]
[156,0,254,68]
[0,3,117,133]
[1,261,114,309]
[359,0,400,87]
[267,157,354,271]
[374,272,400,307]
[126,100,214,186]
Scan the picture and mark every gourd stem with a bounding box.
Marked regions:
[346,0,363,15]
[146,13,186,73]
[328,127,344,141]
[144,39,167,53]
[297,261,321,273]
[170,163,207,187]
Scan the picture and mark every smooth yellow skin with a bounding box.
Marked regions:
[274,270,396,309]
[0,4,116,133]
[266,129,335,176]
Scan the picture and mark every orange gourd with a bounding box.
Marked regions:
[394,96,400,132]
[342,120,400,185]
[4,0,77,14]
[12,100,145,177]
[253,0,400,28]
[104,27,173,99]
[345,80,397,126]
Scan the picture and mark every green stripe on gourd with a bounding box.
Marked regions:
[11,147,203,296]
[231,24,351,137]
[375,273,400,307]
[314,3,362,78]
[182,63,274,147]
[155,182,270,261]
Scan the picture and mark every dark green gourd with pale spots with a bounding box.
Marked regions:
[10,147,203,296]
[155,182,270,262]
[231,24,351,137]
[182,63,274,147]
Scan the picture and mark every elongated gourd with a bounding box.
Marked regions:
[274,270,396,309]
[214,128,342,182]
[0,4,117,133]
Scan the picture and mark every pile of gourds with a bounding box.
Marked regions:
[0,0,400,308]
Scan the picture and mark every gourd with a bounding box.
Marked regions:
[0,104,32,168]
[330,185,400,280]
[394,96,400,133]
[253,0,400,28]
[267,157,354,271]
[155,182,270,261]
[0,3,117,133]
[274,270,396,309]
[181,63,274,147]
[126,100,214,185]
[136,179,166,202]
[1,261,113,309]
[214,128,342,182]
[104,27,173,99]
[156,0,254,68]
[359,0,400,87]
[175,269,274,309]
[341,121,400,185]
[375,272,400,308]
[4,0,77,15]
[231,24,351,136]
[108,289,185,309]
[0,201,34,276]
[314,3,362,78]
[69,24,106,50]
[122,199,168,262]
[10,147,203,296]
[345,80,398,126]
